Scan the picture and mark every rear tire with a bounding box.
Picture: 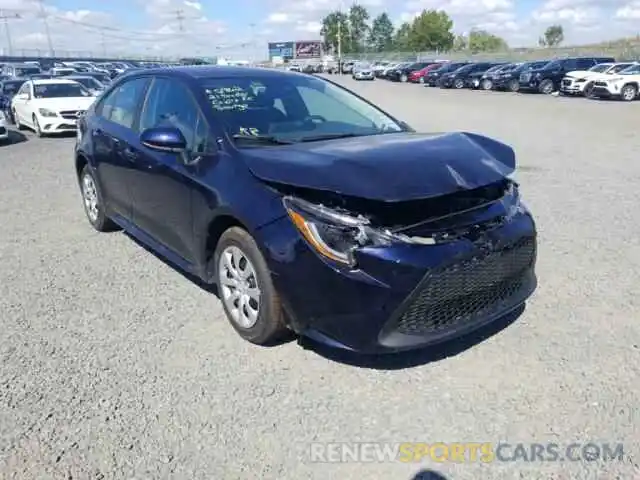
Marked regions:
[538,79,555,94]
[620,84,637,102]
[214,227,288,346]
[13,110,25,130]
[79,165,118,232]
[508,79,519,92]
[454,78,465,89]
[481,79,493,90]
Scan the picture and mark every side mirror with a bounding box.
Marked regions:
[140,126,187,153]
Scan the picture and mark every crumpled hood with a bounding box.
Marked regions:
[241,132,516,202]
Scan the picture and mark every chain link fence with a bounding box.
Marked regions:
[0,48,177,62]
[341,42,640,63]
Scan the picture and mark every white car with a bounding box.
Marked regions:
[561,62,638,96]
[590,63,640,101]
[0,110,9,142]
[11,79,95,137]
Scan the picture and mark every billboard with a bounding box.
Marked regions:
[268,42,294,60]
[295,40,322,58]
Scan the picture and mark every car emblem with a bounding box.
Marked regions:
[76,111,83,118]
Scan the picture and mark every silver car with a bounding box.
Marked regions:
[352,63,375,81]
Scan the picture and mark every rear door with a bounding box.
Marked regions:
[91,77,150,220]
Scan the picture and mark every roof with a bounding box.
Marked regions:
[32,78,79,85]
[130,65,305,80]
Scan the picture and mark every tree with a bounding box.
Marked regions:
[453,34,467,51]
[539,24,564,47]
[348,4,370,53]
[320,11,350,54]
[407,9,455,52]
[368,13,394,52]
[393,22,412,51]
[467,29,508,53]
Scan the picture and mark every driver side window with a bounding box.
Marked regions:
[295,86,374,129]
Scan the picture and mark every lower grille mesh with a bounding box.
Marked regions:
[395,236,536,336]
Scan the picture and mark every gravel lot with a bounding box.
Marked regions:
[0,77,638,480]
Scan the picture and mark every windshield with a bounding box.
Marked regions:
[200,75,404,145]
[619,64,640,74]
[33,82,92,99]
[69,77,103,89]
[588,64,611,73]
[612,64,636,73]
[15,66,41,76]
[1,81,24,95]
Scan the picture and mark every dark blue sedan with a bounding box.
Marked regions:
[74,66,537,354]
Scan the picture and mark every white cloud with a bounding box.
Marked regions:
[615,0,640,19]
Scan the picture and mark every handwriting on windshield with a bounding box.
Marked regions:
[205,86,255,112]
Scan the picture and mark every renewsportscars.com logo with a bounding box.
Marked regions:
[308,442,625,464]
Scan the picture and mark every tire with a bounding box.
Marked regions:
[400,74,408,83]
[13,109,25,130]
[418,77,425,84]
[620,84,637,102]
[583,82,595,98]
[508,79,519,92]
[538,79,555,94]
[481,79,493,90]
[33,115,45,137]
[454,78,465,89]
[214,227,288,346]
[79,165,118,232]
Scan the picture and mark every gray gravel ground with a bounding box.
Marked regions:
[0,77,639,480]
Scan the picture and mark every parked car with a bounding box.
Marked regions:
[380,62,409,79]
[66,75,107,96]
[2,63,42,78]
[11,79,95,137]
[73,66,537,353]
[438,62,497,89]
[423,62,469,87]
[491,61,549,92]
[408,63,446,84]
[477,63,514,90]
[341,61,356,74]
[0,108,8,143]
[387,62,434,82]
[352,63,375,81]
[590,63,640,101]
[519,56,615,94]
[0,78,26,123]
[560,62,637,97]
[288,64,301,72]
[50,67,78,77]
[465,63,507,89]
[372,61,391,77]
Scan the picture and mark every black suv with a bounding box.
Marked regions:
[519,56,615,94]
[438,62,496,89]
[423,62,468,87]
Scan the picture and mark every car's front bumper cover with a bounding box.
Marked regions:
[257,199,538,354]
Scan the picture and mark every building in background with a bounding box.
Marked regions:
[268,42,294,61]
[268,40,323,62]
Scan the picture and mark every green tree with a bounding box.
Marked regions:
[453,34,467,51]
[393,22,412,51]
[348,4,370,53]
[539,24,564,47]
[320,11,351,54]
[467,29,508,52]
[407,9,455,52]
[368,13,394,52]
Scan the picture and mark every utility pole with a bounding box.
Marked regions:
[175,9,185,32]
[36,0,54,56]
[100,31,107,58]
[0,10,19,56]
[337,1,342,72]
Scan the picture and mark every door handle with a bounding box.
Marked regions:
[122,147,138,161]
[92,128,103,137]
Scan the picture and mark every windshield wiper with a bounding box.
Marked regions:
[297,132,361,143]
[231,134,294,145]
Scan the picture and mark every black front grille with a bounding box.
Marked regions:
[562,79,571,86]
[394,236,536,336]
[0,127,6,135]
[59,110,83,120]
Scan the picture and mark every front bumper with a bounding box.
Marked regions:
[354,72,374,80]
[560,78,586,94]
[36,114,80,133]
[258,202,538,353]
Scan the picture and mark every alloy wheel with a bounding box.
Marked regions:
[419,77,425,84]
[482,79,493,90]
[621,85,637,101]
[400,74,408,82]
[218,245,261,329]
[81,172,99,223]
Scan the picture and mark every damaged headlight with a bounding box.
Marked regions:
[283,196,407,267]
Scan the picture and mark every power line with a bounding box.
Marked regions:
[0,10,20,56]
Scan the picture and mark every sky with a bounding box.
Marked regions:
[0,0,638,59]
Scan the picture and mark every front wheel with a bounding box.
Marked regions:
[583,82,595,98]
[33,115,45,137]
[454,78,465,89]
[620,84,637,102]
[481,79,493,90]
[400,74,408,83]
[418,77,425,84]
[508,79,520,92]
[214,227,288,346]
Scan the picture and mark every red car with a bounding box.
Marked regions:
[409,62,448,84]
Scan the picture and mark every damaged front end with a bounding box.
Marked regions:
[280,177,526,269]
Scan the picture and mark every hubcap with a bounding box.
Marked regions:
[622,87,635,100]
[218,246,261,329]
[81,173,99,222]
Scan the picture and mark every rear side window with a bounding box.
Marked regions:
[99,77,149,129]
[576,58,596,69]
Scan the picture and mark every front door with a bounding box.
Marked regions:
[128,77,213,263]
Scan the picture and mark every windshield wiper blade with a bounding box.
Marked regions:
[297,132,361,142]
[232,134,293,145]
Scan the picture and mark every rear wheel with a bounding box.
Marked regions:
[13,109,25,130]
[538,79,555,94]
[400,74,408,83]
[620,84,637,102]
[214,227,288,345]
[418,77,425,84]
[508,79,519,92]
[454,78,465,89]
[79,165,118,232]
[481,79,493,90]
